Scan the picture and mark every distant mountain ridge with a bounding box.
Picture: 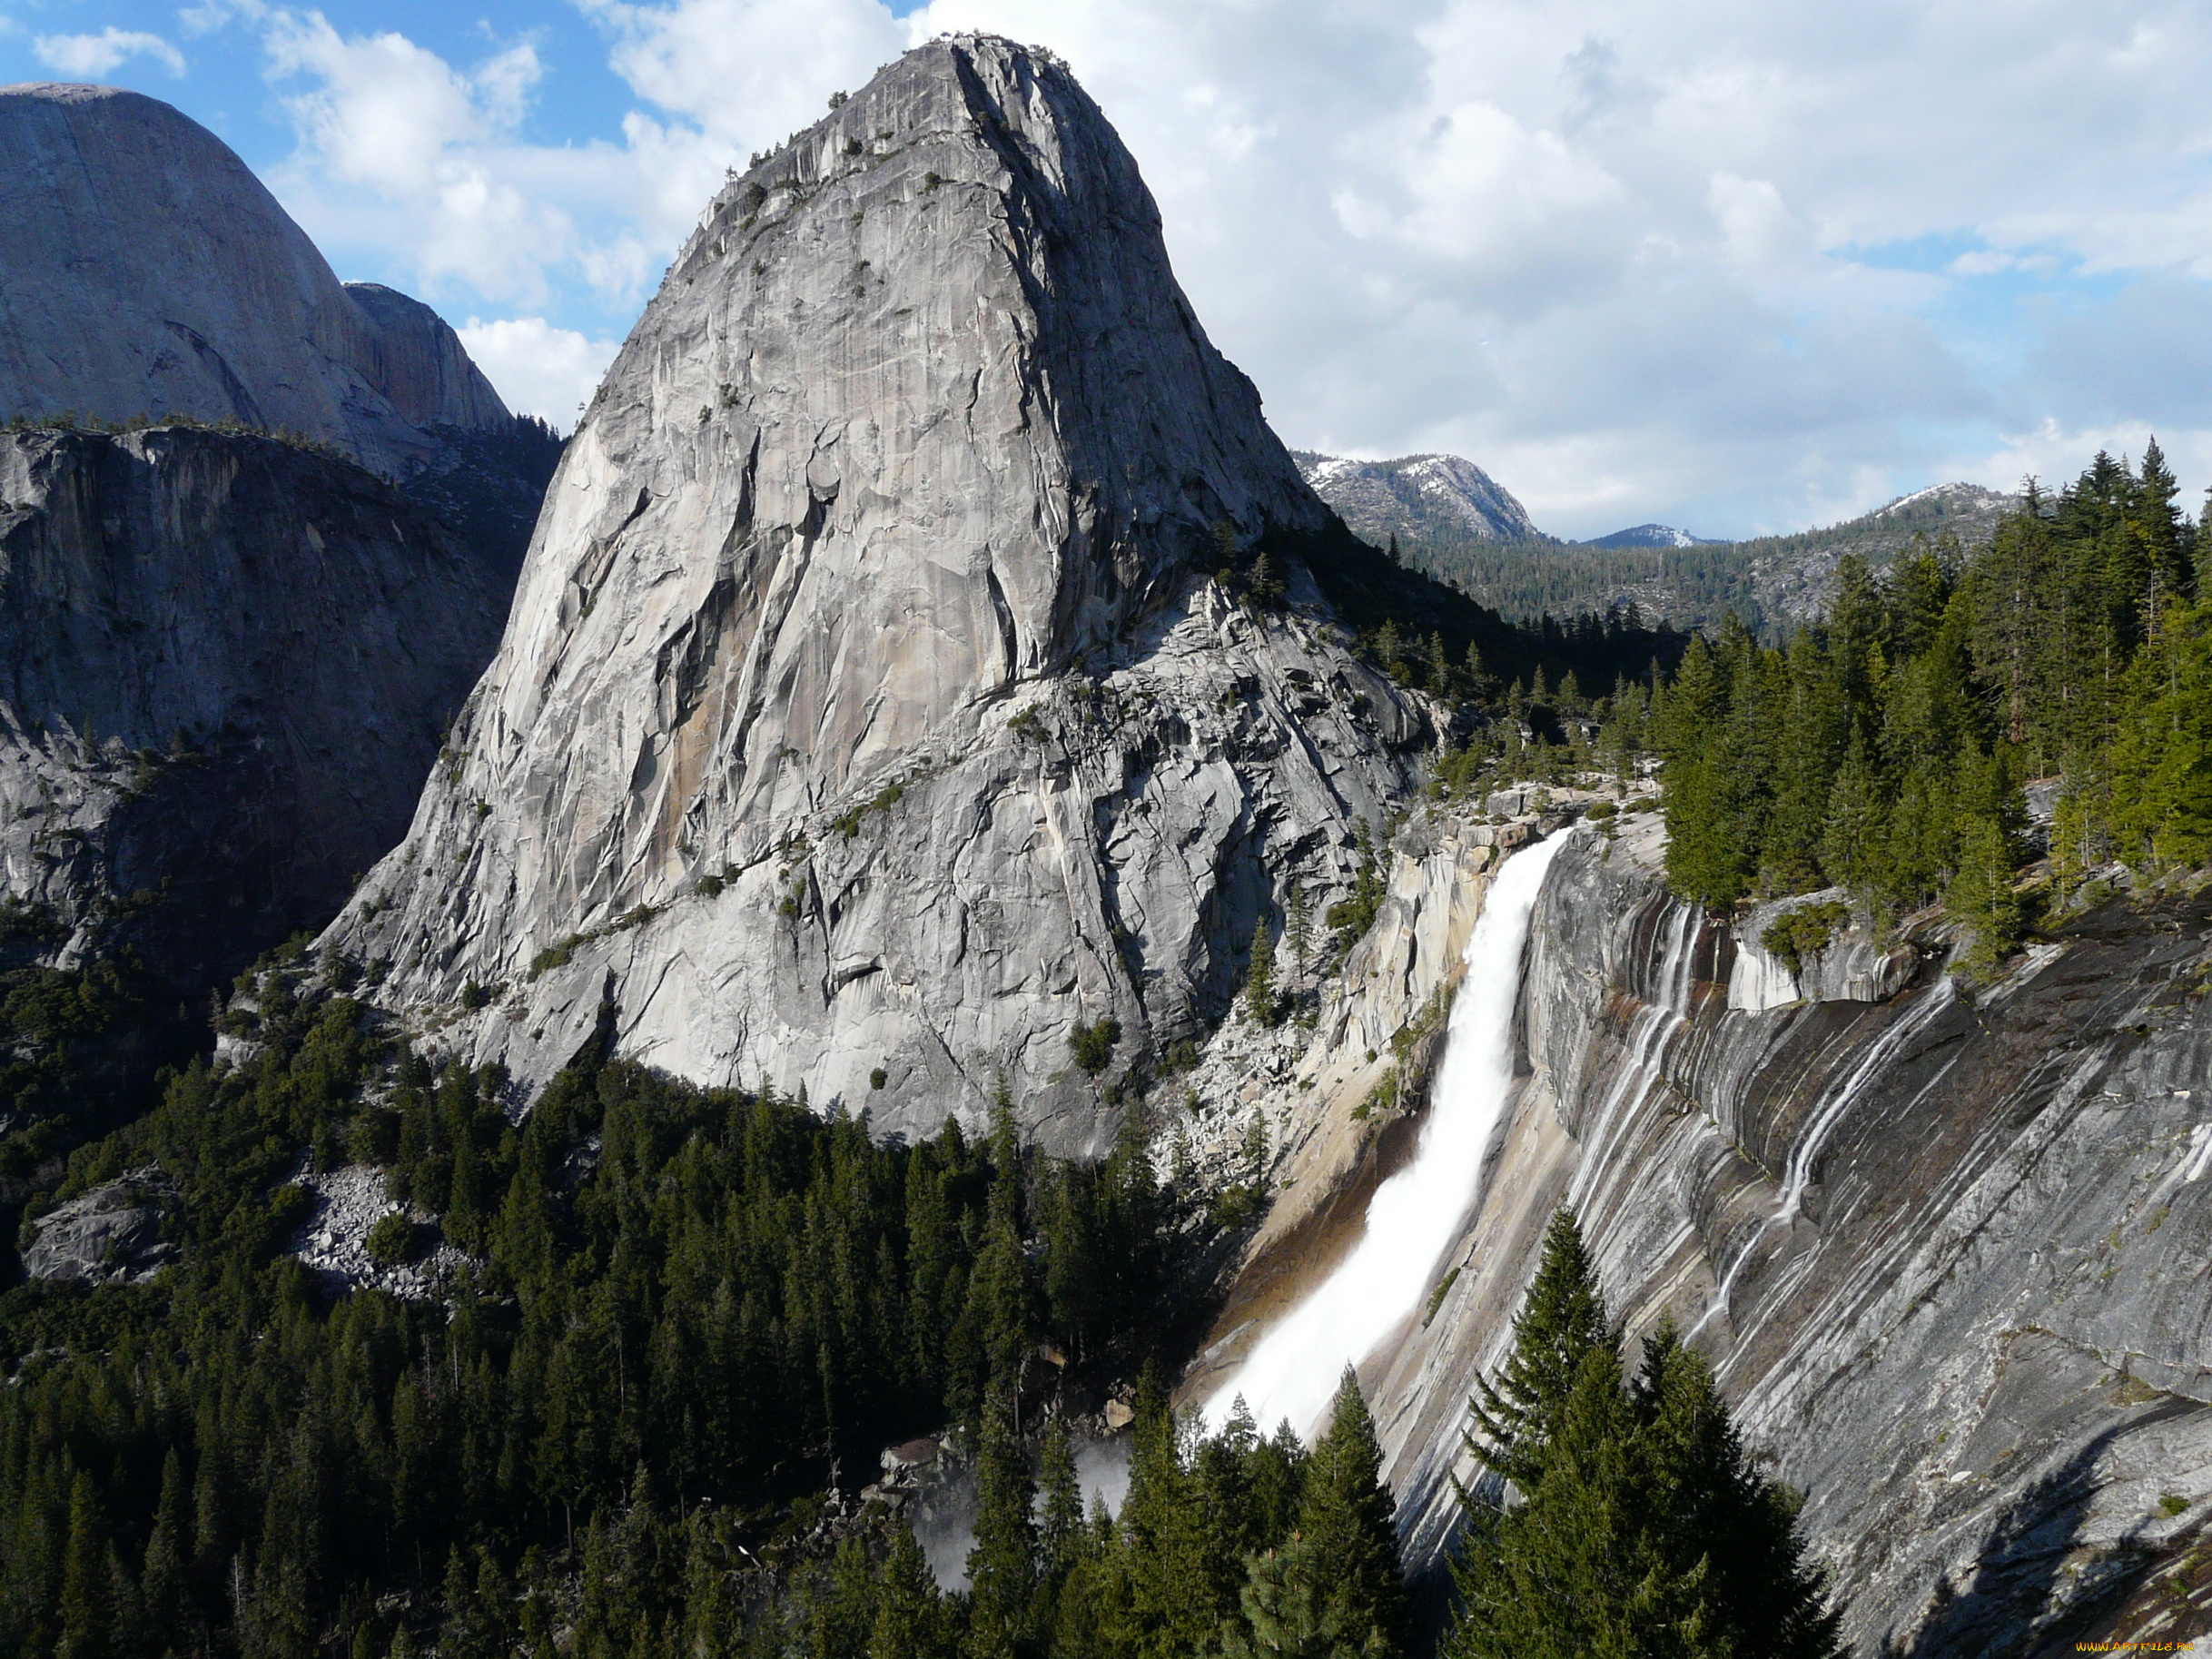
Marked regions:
[1292,449,1547,547]
[1727,479,2019,620]
[1580,522,1726,549]
[1297,442,2020,631]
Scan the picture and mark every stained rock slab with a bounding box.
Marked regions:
[329,35,1421,1151]
[1332,822,2212,1653]
[0,424,509,1008]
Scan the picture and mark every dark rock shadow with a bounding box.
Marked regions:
[1891,1427,2153,1658]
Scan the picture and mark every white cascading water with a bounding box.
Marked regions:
[1203,831,1569,1441]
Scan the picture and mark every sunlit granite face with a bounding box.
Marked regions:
[326,35,1425,1150]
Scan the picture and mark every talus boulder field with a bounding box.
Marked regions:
[329,35,1429,1150]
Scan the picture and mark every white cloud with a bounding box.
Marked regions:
[198,0,2212,538]
[889,0,2212,535]
[1946,419,2212,510]
[584,0,904,149]
[177,0,266,38]
[232,2,896,319]
[458,317,622,426]
[250,13,599,308]
[34,27,187,78]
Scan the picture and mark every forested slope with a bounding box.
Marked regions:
[1647,445,2206,948]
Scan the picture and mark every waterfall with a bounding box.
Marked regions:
[1203,831,1569,1440]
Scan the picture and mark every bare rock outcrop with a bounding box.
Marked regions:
[20,1165,178,1283]
[328,35,1427,1150]
[340,282,511,433]
[0,82,512,479]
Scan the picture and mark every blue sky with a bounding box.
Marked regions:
[5,0,2212,540]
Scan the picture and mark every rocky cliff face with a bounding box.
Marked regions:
[340,283,512,433]
[0,425,508,1031]
[327,35,1427,1150]
[1287,818,2212,1653]
[0,83,513,479]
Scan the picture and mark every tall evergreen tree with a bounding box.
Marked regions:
[1462,1209,1613,1491]
[1633,1325,1843,1658]
[870,1526,947,1659]
[1117,1366,1211,1659]
[1247,916,1279,1026]
[1946,814,2023,974]
[1448,1210,1842,1659]
[2112,595,2212,868]
[1039,1415,1088,1595]
[1297,1371,1407,1655]
[1452,1342,1682,1659]
[140,1447,188,1645]
[56,1467,115,1659]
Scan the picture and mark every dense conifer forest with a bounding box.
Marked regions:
[1638,445,2208,961]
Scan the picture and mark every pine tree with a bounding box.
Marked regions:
[1463,643,1493,702]
[1463,1209,1613,1491]
[1946,814,2022,974]
[140,1447,188,1644]
[1633,1325,1843,1658]
[870,1526,945,1659]
[1220,1536,1383,1658]
[1117,1366,1210,1659]
[1192,1399,1267,1631]
[967,1381,1037,1658]
[57,1466,114,1659]
[1297,1371,1407,1654]
[2131,439,2192,641]
[1249,550,1287,607]
[1450,1344,1666,1659]
[1377,619,1405,676]
[1819,736,1888,902]
[803,1536,881,1659]
[2112,595,2212,869]
[1246,917,1278,1026]
[1048,1416,1092,1601]
[1448,1211,1843,1659]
